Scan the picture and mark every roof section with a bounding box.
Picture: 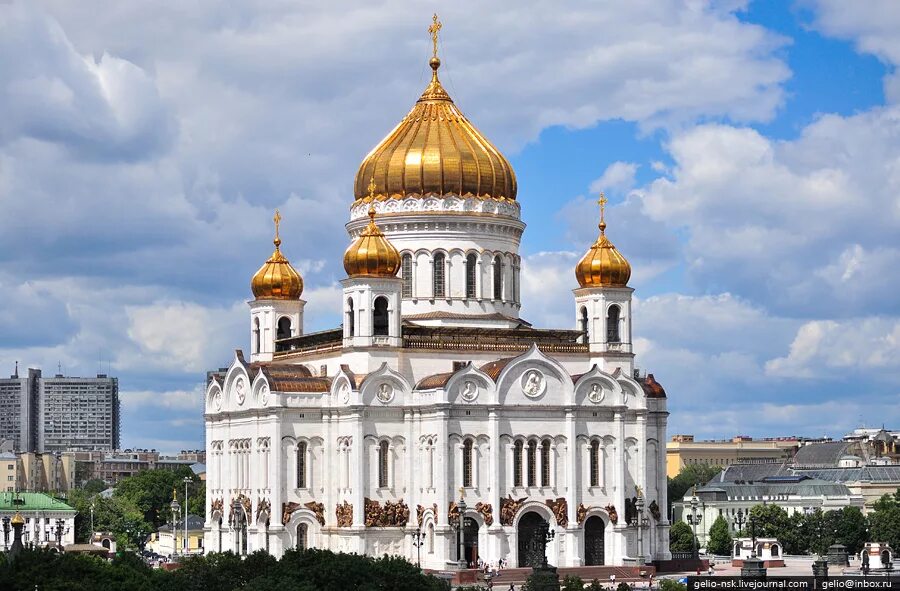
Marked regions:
[404,312,532,326]
[479,357,516,381]
[0,492,75,512]
[415,372,455,390]
[793,442,854,467]
[716,463,790,483]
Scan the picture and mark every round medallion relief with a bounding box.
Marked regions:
[460,380,478,402]
[339,383,350,404]
[588,382,604,404]
[213,390,222,411]
[260,384,270,406]
[376,382,394,404]
[234,377,246,405]
[521,369,546,398]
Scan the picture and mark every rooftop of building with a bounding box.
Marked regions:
[0,491,75,512]
[691,476,855,500]
[159,514,205,532]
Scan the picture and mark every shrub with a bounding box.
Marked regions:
[659,578,688,591]
[562,574,585,590]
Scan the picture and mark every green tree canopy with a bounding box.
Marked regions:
[669,520,697,553]
[667,464,722,513]
[706,515,732,556]
[869,491,900,552]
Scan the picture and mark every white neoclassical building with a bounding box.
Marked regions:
[204,21,670,570]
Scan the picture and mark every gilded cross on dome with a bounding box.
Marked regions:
[367,177,377,219]
[428,14,442,59]
[598,192,607,234]
[274,209,282,240]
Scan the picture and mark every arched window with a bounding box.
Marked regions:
[466,253,477,298]
[462,438,474,488]
[580,307,589,343]
[346,298,355,337]
[297,441,307,489]
[277,316,292,340]
[378,440,389,488]
[590,440,600,487]
[253,318,260,354]
[373,296,389,336]
[527,440,537,487]
[492,255,503,300]
[513,441,523,487]
[512,257,519,303]
[541,439,551,487]
[401,253,413,298]
[433,253,446,298]
[427,522,435,553]
[296,523,308,550]
[607,305,621,343]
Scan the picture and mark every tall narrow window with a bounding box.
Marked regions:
[277,317,292,340]
[541,439,551,487]
[607,305,621,343]
[512,258,518,303]
[297,441,307,488]
[590,440,600,487]
[253,318,260,354]
[462,438,473,487]
[527,440,537,487]
[465,253,477,298]
[513,441,523,487]
[346,298,355,337]
[373,296,389,336]
[492,255,503,300]
[427,523,435,553]
[580,307,589,343]
[401,253,413,298]
[296,523,307,550]
[378,441,389,488]
[433,253,446,298]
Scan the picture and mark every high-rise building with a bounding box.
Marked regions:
[39,374,120,452]
[0,367,40,452]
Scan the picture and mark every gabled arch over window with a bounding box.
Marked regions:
[433,253,446,298]
[513,440,523,487]
[462,438,474,487]
[590,440,600,487]
[297,441,307,489]
[401,253,413,298]
[465,253,477,299]
[607,305,621,343]
[492,255,503,300]
[541,439,551,487]
[378,440,389,488]
[373,296,389,336]
[527,439,537,487]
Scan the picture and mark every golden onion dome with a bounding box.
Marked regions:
[575,194,631,288]
[344,185,402,277]
[353,15,516,203]
[11,511,24,526]
[251,210,304,300]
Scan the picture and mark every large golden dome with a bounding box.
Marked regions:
[353,20,516,203]
[251,211,304,300]
[344,191,402,277]
[575,195,631,288]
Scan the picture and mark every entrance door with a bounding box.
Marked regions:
[518,512,548,568]
[584,516,605,566]
[463,517,479,567]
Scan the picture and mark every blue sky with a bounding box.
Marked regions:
[1,0,899,452]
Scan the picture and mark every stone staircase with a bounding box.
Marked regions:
[486,565,655,586]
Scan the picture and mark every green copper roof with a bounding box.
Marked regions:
[0,492,76,512]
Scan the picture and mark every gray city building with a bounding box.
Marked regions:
[0,367,40,452]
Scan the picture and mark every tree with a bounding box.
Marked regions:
[667,464,722,513]
[833,506,867,555]
[114,466,201,528]
[562,575,585,591]
[868,491,900,553]
[748,504,791,542]
[707,515,732,556]
[670,520,697,552]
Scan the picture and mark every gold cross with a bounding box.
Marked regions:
[598,192,607,224]
[428,14,442,59]
[273,209,282,241]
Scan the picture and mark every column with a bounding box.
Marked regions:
[406,409,416,525]
[614,411,627,563]
[323,412,333,526]
[353,416,365,528]
[488,410,501,564]
[565,409,580,566]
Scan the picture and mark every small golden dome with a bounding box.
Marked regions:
[575,194,631,288]
[344,183,402,277]
[11,511,24,526]
[353,15,516,203]
[251,210,304,300]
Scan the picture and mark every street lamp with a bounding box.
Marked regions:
[183,476,192,555]
[635,492,650,565]
[54,518,68,548]
[231,498,245,556]
[411,527,426,568]
[748,514,758,558]
[531,520,556,569]
[686,488,703,559]
[2,516,9,550]
[169,488,181,558]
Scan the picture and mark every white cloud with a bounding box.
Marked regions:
[765,318,900,378]
[590,161,638,195]
[123,385,205,411]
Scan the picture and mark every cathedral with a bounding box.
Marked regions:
[204,17,670,570]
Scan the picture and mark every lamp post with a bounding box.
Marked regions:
[748,514,758,558]
[732,508,746,536]
[411,527,426,568]
[169,488,181,558]
[635,492,650,565]
[2,516,9,550]
[231,498,244,556]
[457,491,468,569]
[686,488,702,559]
[183,476,192,555]
[54,518,67,548]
